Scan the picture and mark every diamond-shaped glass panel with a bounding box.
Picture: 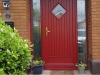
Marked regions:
[52,4,66,19]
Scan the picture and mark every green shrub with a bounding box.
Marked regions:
[0,13,33,74]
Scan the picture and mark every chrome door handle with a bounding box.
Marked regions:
[46,27,50,36]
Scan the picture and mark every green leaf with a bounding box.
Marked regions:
[0,68,5,74]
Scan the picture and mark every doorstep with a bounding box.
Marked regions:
[33,70,92,75]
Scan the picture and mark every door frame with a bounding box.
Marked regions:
[30,0,89,69]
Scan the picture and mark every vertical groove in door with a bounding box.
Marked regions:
[60,0,62,56]
[63,0,66,56]
[72,0,74,62]
[62,0,65,56]
[55,0,56,56]
[68,0,70,56]
[53,0,55,56]
[68,1,73,55]
[59,0,62,56]
[51,1,53,56]
[65,0,66,56]
[45,0,48,60]
[51,0,53,56]
[61,4,63,56]
[67,0,69,56]
[48,2,52,56]
[45,0,47,59]
[59,14,62,56]
[52,0,54,56]
[47,0,49,57]
[72,0,76,60]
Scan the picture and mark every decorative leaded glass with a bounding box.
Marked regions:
[52,4,66,19]
[33,0,41,59]
[77,0,86,63]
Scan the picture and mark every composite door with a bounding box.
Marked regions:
[41,0,78,69]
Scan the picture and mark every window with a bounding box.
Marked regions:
[77,0,86,63]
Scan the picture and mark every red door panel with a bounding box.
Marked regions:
[41,0,78,69]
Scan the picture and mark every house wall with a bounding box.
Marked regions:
[88,0,100,74]
[0,0,100,74]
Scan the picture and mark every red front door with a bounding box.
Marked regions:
[41,0,78,69]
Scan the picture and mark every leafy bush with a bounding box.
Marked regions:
[0,13,33,74]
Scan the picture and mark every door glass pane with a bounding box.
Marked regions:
[33,0,41,59]
[77,0,86,63]
[52,4,67,19]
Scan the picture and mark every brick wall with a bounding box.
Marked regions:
[88,0,100,61]
[0,0,31,40]
[88,0,100,74]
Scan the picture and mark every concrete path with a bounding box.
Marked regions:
[30,70,92,75]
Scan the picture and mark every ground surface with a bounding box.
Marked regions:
[30,70,91,75]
